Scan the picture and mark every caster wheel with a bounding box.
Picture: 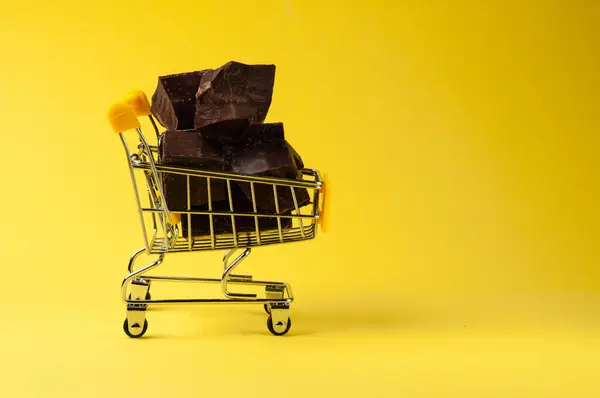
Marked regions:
[264,304,271,314]
[267,316,291,336]
[123,318,148,338]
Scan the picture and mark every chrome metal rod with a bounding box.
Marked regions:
[229,274,252,281]
[143,171,160,242]
[137,142,158,154]
[140,275,287,287]
[207,177,215,249]
[272,185,283,243]
[121,253,165,300]
[132,162,320,188]
[139,208,316,219]
[149,115,160,141]
[124,298,292,305]
[148,191,158,239]
[187,175,192,251]
[120,134,150,251]
[221,248,254,298]
[136,128,173,244]
[284,282,294,300]
[290,186,305,238]
[250,182,261,245]
[127,247,147,273]
[226,180,238,247]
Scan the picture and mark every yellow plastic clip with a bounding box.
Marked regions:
[156,191,180,225]
[107,101,140,133]
[318,172,330,233]
[124,89,152,117]
[170,212,181,225]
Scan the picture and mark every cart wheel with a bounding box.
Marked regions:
[264,304,271,314]
[123,318,148,338]
[267,316,291,336]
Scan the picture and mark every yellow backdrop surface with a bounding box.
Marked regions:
[0,0,598,397]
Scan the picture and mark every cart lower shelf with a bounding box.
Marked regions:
[122,246,294,338]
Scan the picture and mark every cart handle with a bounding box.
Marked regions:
[124,89,152,117]
[108,91,177,250]
[122,89,176,228]
[107,101,140,133]
[318,172,329,233]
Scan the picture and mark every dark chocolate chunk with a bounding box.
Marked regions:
[181,201,233,238]
[229,139,297,177]
[247,122,285,142]
[228,140,310,213]
[180,186,293,238]
[200,121,285,147]
[198,119,252,146]
[160,130,223,166]
[237,214,293,233]
[239,183,310,215]
[182,212,293,238]
[159,130,227,210]
[288,142,304,170]
[194,61,276,129]
[151,70,208,130]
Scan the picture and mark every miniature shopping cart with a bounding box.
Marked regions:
[107,90,328,338]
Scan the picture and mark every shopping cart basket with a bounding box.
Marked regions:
[107,90,328,338]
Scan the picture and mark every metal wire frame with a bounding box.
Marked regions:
[119,123,323,255]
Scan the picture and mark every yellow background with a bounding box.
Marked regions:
[1,0,599,396]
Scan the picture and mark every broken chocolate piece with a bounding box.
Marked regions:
[229,139,297,177]
[242,183,310,215]
[159,130,227,210]
[228,139,310,213]
[182,212,293,238]
[160,130,223,166]
[180,186,293,238]
[288,142,304,170]
[180,200,233,238]
[200,121,285,147]
[247,122,285,142]
[194,61,276,129]
[198,119,252,146]
[151,70,208,130]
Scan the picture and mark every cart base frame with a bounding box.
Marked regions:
[121,246,293,338]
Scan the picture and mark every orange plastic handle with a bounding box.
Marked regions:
[318,172,329,233]
[124,89,152,117]
[107,101,140,133]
